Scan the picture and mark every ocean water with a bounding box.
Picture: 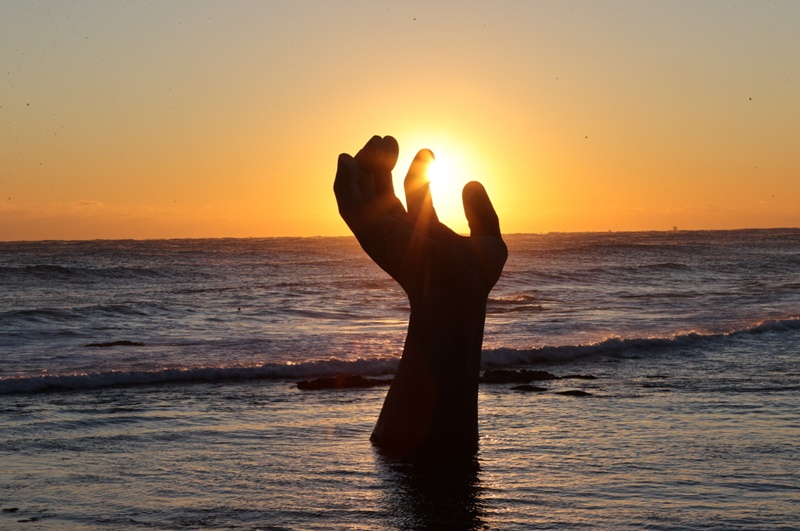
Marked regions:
[1,230,798,529]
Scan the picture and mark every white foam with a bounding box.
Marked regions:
[3,317,797,395]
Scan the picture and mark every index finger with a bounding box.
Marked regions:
[404,149,438,225]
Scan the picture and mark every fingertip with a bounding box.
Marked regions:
[356,135,401,172]
[405,149,434,189]
[462,180,486,200]
[334,153,359,192]
[377,135,400,171]
[463,181,501,238]
[355,136,382,168]
[383,135,399,154]
[336,153,357,176]
[405,149,434,186]
[337,152,352,168]
[415,148,435,162]
[462,181,490,214]
[404,148,438,223]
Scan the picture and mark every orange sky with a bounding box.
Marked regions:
[2,1,799,240]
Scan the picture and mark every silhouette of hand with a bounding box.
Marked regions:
[334,135,507,305]
[334,135,507,456]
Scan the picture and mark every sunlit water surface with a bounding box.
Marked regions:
[3,331,798,529]
[1,231,799,528]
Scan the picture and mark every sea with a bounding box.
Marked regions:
[1,229,798,530]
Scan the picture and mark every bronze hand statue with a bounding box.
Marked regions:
[335,135,507,458]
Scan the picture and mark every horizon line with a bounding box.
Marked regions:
[2,226,799,244]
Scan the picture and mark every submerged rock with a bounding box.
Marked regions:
[510,384,548,392]
[480,369,560,384]
[84,340,145,348]
[297,374,393,390]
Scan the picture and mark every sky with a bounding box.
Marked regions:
[2,0,799,240]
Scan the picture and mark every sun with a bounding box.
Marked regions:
[426,156,461,203]
[394,138,487,234]
[426,145,479,234]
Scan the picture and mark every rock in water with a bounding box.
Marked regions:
[510,384,548,392]
[297,375,392,390]
[480,369,560,384]
[84,340,145,348]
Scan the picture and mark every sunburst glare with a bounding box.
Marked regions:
[395,139,487,234]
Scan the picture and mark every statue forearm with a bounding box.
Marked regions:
[371,297,488,457]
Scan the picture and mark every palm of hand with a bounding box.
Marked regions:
[334,135,507,305]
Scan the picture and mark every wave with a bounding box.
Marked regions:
[590,262,692,274]
[483,317,800,366]
[0,358,401,395]
[487,294,546,314]
[0,264,166,281]
[2,317,798,396]
[0,302,168,324]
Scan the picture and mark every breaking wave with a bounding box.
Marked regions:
[2,317,797,395]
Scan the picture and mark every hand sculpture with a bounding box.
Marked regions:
[334,135,507,458]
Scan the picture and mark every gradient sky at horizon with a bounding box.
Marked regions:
[2,0,799,240]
